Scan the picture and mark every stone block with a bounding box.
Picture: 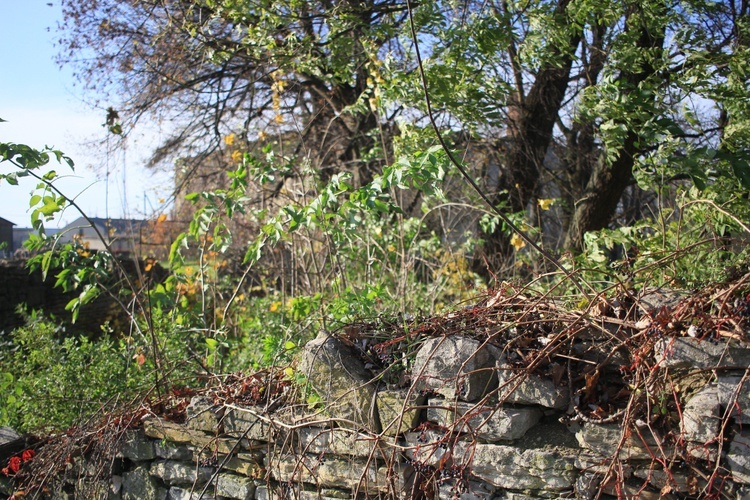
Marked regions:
[465,443,577,491]
[266,453,394,493]
[405,430,575,491]
[426,399,541,442]
[574,423,664,460]
[655,338,750,370]
[638,287,686,313]
[728,431,750,484]
[296,426,395,460]
[149,460,214,487]
[167,486,214,499]
[376,388,426,436]
[122,465,167,500]
[255,484,352,500]
[216,473,256,499]
[412,336,497,402]
[186,396,223,433]
[681,376,750,458]
[155,441,194,461]
[256,486,354,500]
[254,484,278,500]
[144,418,249,454]
[633,468,695,494]
[121,429,156,461]
[223,408,273,441]
[297,332,379,431]
[210,452,264,478]
[496,365,568,410]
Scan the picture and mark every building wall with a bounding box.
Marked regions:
[0,221,14,257]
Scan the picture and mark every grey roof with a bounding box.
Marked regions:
[62,216,147,234]
[0,217,16,227]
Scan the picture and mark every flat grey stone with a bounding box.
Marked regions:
[255,485,350,500]
[167,486,214,499]
[655,338,750,370]
[461,443,577,491]
[427,399,541,442]
[633,468,694,494]
[638,287,686,313]
[266,453,392,493]
[155,441,193,461]
[574,423,663,460]
[296,426,391,459]
[149,460,214,487]
[222,408,272,441]
[0,427,21,447]
[215,473,256,499]
[496,365,568,410]
[212,452,264,477]
[253,485,275,500]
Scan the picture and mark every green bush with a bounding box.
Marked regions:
[0,311,150,433]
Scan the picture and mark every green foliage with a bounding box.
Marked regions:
[571,181,750,293]
[0,312,149,433]
[4,0,750,438]
[0,140,74,234]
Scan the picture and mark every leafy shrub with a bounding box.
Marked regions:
[0,311,150,433]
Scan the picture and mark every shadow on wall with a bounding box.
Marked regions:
[0,259,166,336]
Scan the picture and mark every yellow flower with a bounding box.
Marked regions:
[269,301,281,313]
[368,96,379,112]
[231,150,243,163]
[537,198,555,211]
[510,233,526,250]
[274,114,284,124]
[224,133,236,146]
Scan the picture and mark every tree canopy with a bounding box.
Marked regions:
[58,0,750,276]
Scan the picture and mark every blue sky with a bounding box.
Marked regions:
[0,1,171,228]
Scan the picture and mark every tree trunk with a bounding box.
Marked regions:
[477,0,582,274]
[564,6,666,251]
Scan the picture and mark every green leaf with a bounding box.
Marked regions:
[732,159,750,189]
[65,297,79,311]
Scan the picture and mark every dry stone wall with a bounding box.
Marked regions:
[44,326,750,499]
